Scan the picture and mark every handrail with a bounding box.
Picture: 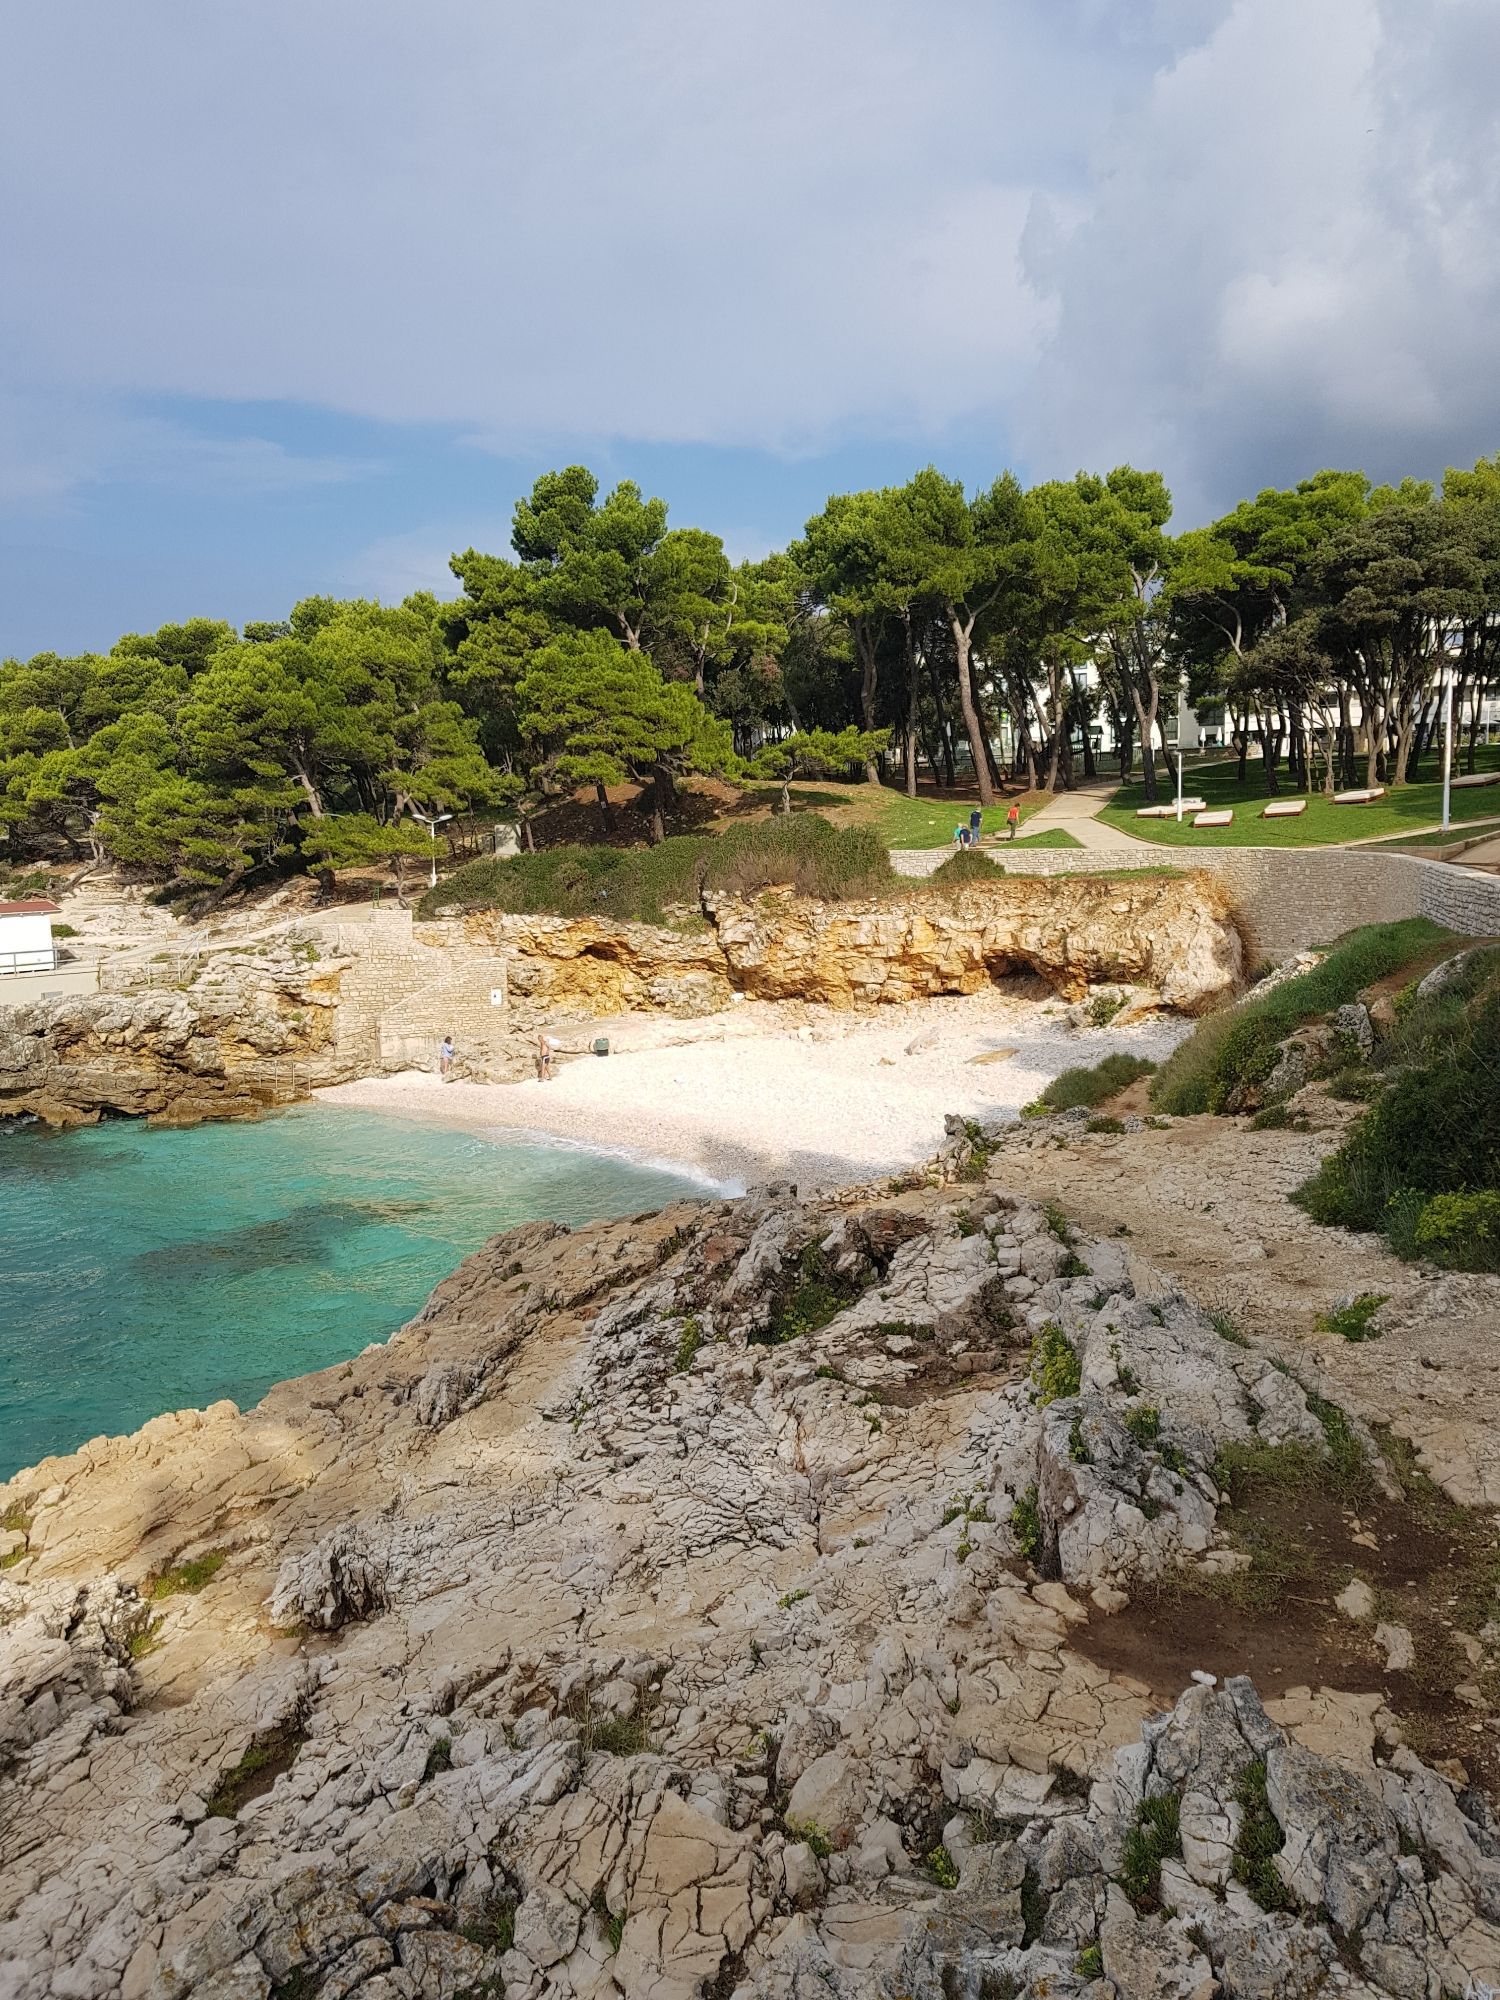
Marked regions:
[0,950,57,975]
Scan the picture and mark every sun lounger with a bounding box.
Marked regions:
[1261,799,1307,818]
[1450,771,1500,789]
[1193,809,1234,827]
[1136,799,1206,817]
[1334,787,1385,803]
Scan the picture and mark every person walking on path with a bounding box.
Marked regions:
[1006,802,1020,841]
[968,807,983,844]
[439,1034,455,1081]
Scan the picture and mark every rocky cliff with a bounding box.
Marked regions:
[2,1121,1496,1999]
[0,946,353,1126]
[470,870,1245,1018]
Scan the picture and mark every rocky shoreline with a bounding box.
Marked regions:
[0,870,1242,1128]
[4,1109,1499,1998]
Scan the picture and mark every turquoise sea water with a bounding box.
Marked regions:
[0,1106,709,1480]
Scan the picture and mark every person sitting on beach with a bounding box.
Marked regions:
[439,1034,454,1081]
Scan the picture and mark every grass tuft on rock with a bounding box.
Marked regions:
[1231,1759,1297,1911]
[204,1713,308,1819]
[1120,1793,1182,1913]
[1041,1053,1156,1112]
[1315,1293,1388,1342]
[148,1550,227,1598]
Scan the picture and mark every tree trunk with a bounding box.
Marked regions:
[1068,667,1096,779]
[903,614,920,798]
[1042,659,1065,793]
[1129,680,1159,804]
[594,780,616,834]
[855,618,881,784]
[949,613,995,808]
[649,764,672,843]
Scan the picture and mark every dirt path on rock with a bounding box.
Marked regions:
[988,1108,1500,1508]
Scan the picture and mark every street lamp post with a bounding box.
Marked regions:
[1175,670,1189,823]
[409,808,453,889]
[1441,658,1455,834]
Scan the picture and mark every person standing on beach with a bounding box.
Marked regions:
[439,1034,454,1081]
[537,1034,555,1082]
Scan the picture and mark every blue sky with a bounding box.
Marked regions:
[3,0,1498,658]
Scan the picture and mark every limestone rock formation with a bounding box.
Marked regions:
[706,874,1243,1012]
[0,1139,1490,1998]
[466,870,1244,1020]
[0,946,350,1125]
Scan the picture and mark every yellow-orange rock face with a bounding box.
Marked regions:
[466,872,1243,1017]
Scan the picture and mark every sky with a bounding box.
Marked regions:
[3,0,1499,657]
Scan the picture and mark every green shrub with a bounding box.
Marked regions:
[1411,1189,1500,1269]
[1150,918,1450,1115]
[1011,1483,1043,1566]
[1249,1102,1294,1130]
[1124,1405,1161,1449]
[1029,1322,1081,1405]
[755,1244,861,1345]
[787,1817,832,1860]
[706,814,894,902]
[925,1843,960,1888]
[673,1317,703,1372]
[1294,973,1500,1267]
[422,815,895,922]
[1075,1944,1104,1979]
[929,847,1005,886]
[1041,1053,1156,1111]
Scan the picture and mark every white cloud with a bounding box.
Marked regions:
[3,0,1498,524]
[0,1,1089,457]
[1017,0,1500,514]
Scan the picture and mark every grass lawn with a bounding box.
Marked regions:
[1365,815,1500,852]
[1009,827,1083,849]
[863,787,1046,850]
[1097,747,1500,848]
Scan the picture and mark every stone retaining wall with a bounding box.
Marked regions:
[892,845,1500,959]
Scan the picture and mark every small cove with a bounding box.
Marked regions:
[0,1104,711,1480]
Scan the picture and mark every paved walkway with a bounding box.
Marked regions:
[1017,780,1154,849]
